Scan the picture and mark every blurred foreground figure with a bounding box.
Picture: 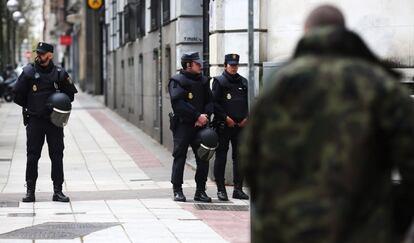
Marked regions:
[240,5,414,243]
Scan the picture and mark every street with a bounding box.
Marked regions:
[0,0,413,242]
[0,92,249,243]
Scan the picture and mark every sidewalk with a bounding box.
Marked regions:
[0,93,250,243]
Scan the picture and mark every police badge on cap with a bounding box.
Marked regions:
[225,53,240,65]
[35,42,54,54]
[181,52,203,65]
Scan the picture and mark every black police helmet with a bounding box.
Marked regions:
[47,93,71,111]
[198,127,219,148]
[196,127,219,162]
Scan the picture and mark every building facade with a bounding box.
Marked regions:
[264,0,414,82]
[104,0,205,150]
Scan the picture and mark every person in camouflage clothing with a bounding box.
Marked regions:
[240,5,414,243]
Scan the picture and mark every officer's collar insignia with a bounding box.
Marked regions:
[227,93,232,99]
[32,84,37,92]
[34,73,40,79]
[188,92,194,99]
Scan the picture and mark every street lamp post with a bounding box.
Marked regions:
[6,0,27,68]
[248,0,254,110]
[6,9,13,66]
[0,1,4,71]
[6,0,18,12]
[12,10,22,21]
[6,0,20,67]
[17,17,25,25]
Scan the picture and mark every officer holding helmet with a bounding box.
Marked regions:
[13,42,77,203]
[212,53,249,201]
[168,52,214,202]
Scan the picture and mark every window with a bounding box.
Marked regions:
[150,0,160,31]
[136,0,146,37]
[124,8,130,43]
[118,12,124,46]
[111,0,117,50]
[124,3,137,42]
[162,0,170,23]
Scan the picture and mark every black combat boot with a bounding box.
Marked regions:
[173,184,186,202]
[232,183,249,200]
[22,180,36,203]
[52,184,70,202]
[216,181,228,201]
[194,184,212,203]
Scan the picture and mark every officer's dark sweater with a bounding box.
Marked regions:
[13,61,77,111]
[169,70,213,124]
[212,71,248,123]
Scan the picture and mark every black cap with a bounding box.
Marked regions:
[181,52,203,65]
[225,53,240,65]
[35,42,54,54]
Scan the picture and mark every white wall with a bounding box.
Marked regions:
[209,0,265,95]
[267,0,414,66]
[175,0,204,71]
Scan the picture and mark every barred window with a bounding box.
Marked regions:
[124,2,137,42]
[162,0,170,23]
[136,0,146,37]
[150,0,160,31]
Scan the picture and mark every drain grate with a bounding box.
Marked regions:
[0,222,121,239]
[194,204,249,211]
[8,213,36,217]
[0,202,19,208]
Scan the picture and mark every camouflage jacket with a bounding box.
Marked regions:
[240,27,414,243]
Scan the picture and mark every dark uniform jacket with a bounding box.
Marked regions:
[13,62,77,116]
[212,71,248,123]
[240,27,414,243]
[168,70,213,124]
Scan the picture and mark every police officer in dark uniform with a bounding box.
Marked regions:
[13,42,78,203]
[168,52,214,202]
[212,54,249,201]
